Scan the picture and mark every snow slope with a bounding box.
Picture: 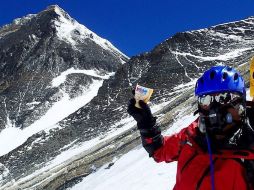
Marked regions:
[70,113,198,190]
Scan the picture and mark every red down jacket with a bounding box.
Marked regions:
[153,119,254,190]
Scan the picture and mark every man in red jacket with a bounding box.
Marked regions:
[128,66,254,190]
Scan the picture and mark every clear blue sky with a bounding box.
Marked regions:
[0,0,254,56]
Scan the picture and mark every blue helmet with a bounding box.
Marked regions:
[195,65,246,97]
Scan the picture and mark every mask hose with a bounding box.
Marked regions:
[206,133,215,190]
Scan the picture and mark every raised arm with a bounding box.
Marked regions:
[127,98,191,162]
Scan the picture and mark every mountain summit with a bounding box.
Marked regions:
[0,4,128,130]
[0,5,129,188]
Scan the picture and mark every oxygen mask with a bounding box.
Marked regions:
[197,92,245,136]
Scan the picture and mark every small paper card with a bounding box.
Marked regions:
[134,84,153,108]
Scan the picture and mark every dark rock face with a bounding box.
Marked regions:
[1,5,254,189]
[0,5,128,187]
[0,5,127,130]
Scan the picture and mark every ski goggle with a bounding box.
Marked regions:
[197,92,241,107]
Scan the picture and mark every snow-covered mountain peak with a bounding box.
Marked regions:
[46,4,75,24]
[44,5,128,60]
[0,4,128,189]
[0,5,128,61]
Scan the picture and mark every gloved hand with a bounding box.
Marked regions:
[127,98,163,156]
[127,98,159,137]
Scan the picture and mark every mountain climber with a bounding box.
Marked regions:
[127,65,254,190]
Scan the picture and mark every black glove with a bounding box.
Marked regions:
[127,98,163,156]
[127,98,155,124]
[127,98,158,136]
